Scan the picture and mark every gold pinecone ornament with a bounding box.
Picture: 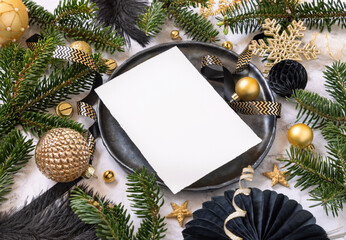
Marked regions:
[35,128,90,182]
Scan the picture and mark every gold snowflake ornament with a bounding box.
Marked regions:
[249,18,320,74]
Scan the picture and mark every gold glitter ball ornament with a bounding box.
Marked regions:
[70,41,92,55]
[103,170,115,183]
[56,102,73,118]
[222,41,233,50]
[170,30,182,40]
[0,0,29,47]
[35,128,90,182]
[104,59,118,75]
[235,77,260,101]
[287,123,313,148]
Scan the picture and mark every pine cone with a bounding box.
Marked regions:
[268,60,308,97]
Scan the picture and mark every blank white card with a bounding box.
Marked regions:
[96,47,261,194]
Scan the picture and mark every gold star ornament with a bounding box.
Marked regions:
[263,164,289,187]
[166,200,192,227]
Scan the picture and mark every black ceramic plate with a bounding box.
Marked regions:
[98,41,277,191]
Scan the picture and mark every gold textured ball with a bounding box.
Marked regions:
[103,170,115,183]
[170,30,182,40]
[70,41,92,55]
[222,41,233,50]
[288,123,313,148]
[235,77,260,101]
[0,0,29,47]
[35,128,90,182]
[105,58,118,75]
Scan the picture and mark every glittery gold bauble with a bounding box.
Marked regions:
[170,30,182,40]
[235,77,260,101]
[105,59,117,75]
[222,41,233,50]
[0,0,29,47]
[103,170,115,183]
[56,102,73,118]
[35,128,90,182]
[70,41,92,55]
[287,123,313,148]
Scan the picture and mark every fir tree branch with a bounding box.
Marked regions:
[218,0,346,34]
[0,130,34,205]
[127,167,166,240]
[324,61,346,105]
[70,187,134,240]
[138,2,166,37]
[19,111,85,137]
[167,4,219,42]
[292,89,346,128]
[23,0,125,54]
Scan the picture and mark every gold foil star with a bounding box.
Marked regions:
[263,164,289,187]
[166,200,192,227]
[249,18,320,74]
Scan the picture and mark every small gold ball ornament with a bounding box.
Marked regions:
[35,128,90,182]
[235,77,260,101]
[287,123,313,148]
[70,41,92,55]
[104,58,118,75]
[222,41,233,50]
[103,170,115,183]
[0,0,29,47]
[170,30,182,40]
[56,102,73,118]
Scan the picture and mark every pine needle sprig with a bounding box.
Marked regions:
[218,0,346,34]
[137,2,167,37]
[324,61,346,105]
[292,89,345,128]
[167,4,219,42]
[23,0,124,54]
[127,167,166,240]
[0,130,34,205]
[70,187,134,240]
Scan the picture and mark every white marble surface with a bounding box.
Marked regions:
[1,0,345,239]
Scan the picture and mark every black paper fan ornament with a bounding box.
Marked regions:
[183,188,328,240]
[268,60,308,97]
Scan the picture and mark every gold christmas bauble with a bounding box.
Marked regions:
[103,170,115,183]
[222,41,233,50]
[56,102,73,118]
[70,41,92,55]
[287,123,313,148]
[0,0,29,47]
[170,30,182,40]
[104,58,117,75]
[35,128,90,182]
[235,77,260,101]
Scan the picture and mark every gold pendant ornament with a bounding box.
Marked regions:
[233,76,260,101]
[103,170,115,183]
[70,41,93,55]
[222,41,233,50]
[0,0,29,47]
[287,123,313,148]
[167,200,192,227]
[263,164,289,187]
[170,30,182,40]
[104,58,118,75]
[35,128,91,182]
[56,102,73,118]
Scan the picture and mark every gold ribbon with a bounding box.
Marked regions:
[310,32,340,61]
[224,166,254,240]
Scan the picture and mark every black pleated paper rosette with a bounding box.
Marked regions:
[268,60,308,97]
[183,188,328,240]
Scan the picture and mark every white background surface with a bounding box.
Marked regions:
[1,0,345,239]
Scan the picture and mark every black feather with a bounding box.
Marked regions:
[0,181,97,240]
[90,0,150,47]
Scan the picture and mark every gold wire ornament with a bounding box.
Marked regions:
[200,0,242,18]
[249,19,320,74]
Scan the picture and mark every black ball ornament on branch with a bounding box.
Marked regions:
[268,60,308,97]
